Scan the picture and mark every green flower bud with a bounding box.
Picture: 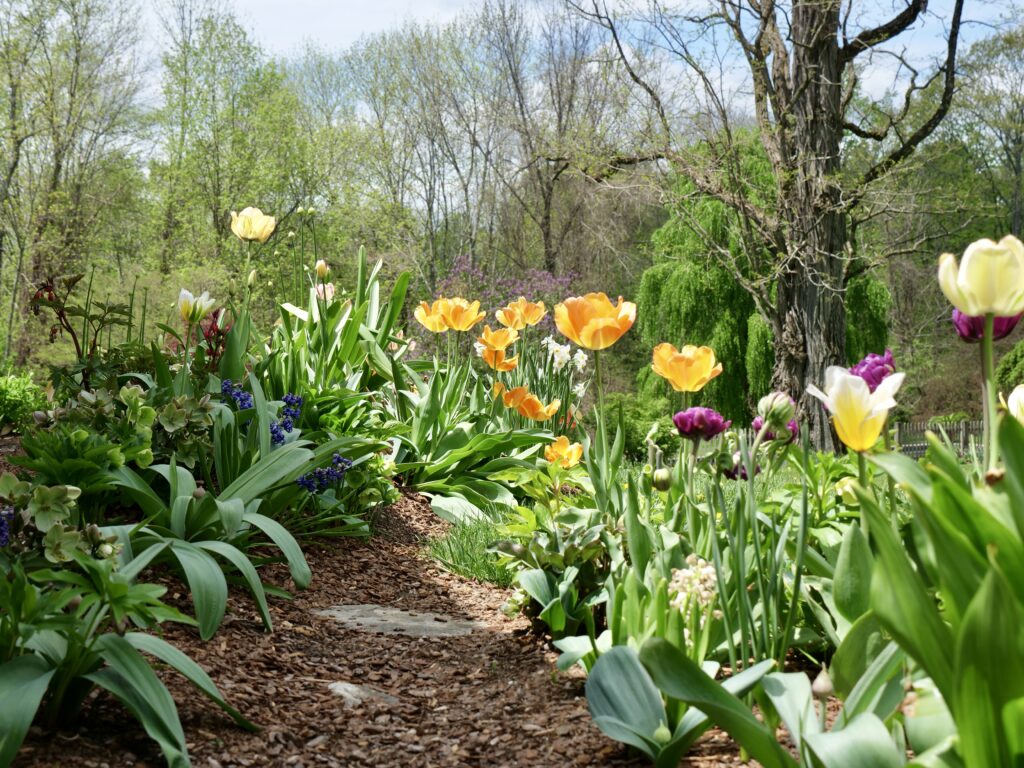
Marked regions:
[653,467,672,492]
[757,391,796,431]
[653,723,672,744]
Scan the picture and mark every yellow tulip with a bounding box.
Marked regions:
[230,207,276,243]
[440,297,485,332]
[482,348,518,372]
[554,292,636,350]
[516,394,560,421]
[938,235,1024,316]
[545,436,583,468]
[477,325,519,351]
[315,259,330,279]
[414,299,450,333]
[807,366,905,452]
[496,297,547,330]
[651,343,723,393]
[177,289,216,324]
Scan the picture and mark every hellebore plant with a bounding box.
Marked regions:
[938,234,1024,471]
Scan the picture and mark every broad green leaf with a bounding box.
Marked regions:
[586,646,665,760]
[638,638,796,768]
[241,511,312,589]
[194,540,272,632]
[89,634,189,768]
[123,633,256,730]
[804,713,904,768]
[0,655,56,767]
[167,541,228,640]
[833,523,872,622]
[762,672,820,747]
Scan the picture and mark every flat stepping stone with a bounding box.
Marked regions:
[328,682,399,707]
[318,604,484,636]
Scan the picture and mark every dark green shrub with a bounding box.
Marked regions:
[997,337,1024,394]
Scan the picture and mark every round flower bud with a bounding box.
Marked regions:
[812,666,834,699]
[295,206,305,215]
[315,259,329,279]
[757,391,796,431]
[653,724,672,744]
[98,543,115,558]
[653,467,672,492]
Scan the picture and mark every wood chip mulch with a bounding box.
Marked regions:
[16,489,751,768]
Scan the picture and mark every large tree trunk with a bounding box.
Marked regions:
[770,1,847,450]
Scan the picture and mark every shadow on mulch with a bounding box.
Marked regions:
[16,490,750,768]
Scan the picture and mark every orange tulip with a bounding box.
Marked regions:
[482,348,518,372]
[440,297,485,331]
[516,394,560,421]
[477,325,519,351]
[554,293,636,350]
[545,436,583,468]
[496,297,547,330]
[651,343,723,393]
[501,386,531,409]
[492,382,507,400]
[414,299,450,333]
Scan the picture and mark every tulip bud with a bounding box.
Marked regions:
[315,259,329,279]
[296,206,305,215]
[812,666,834,699]
[653,723,672,744]
[306,206,316,215]
[287,231,296,239]
[757,391,796,431]
[653,467,672,492]
[247,269,257,288]
[192,487,206,500]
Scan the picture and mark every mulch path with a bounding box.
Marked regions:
[16,490,751,768]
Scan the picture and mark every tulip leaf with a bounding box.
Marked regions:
[804,713,905,768]
[832,523,872,623]
[0,655,56,767]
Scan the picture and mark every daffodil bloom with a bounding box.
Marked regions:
[1006,385,1024,424]
[230,207,277,243]
[807,367,905,452]
[652,343,723,393]
[414,299,450,333]
[554,292,636,350]
[545,436,583,468]
[937,235,1024,316]
[477,325,519,351]
[516,394,560,421]
[315,259,329,279]
[496,297,547,330]
[177,289,216,324]
[482,348,518,372]
[440,297,486,331]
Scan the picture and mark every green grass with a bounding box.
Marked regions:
[427,517,515,588]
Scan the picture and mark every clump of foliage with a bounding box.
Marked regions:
[0,365,46,434]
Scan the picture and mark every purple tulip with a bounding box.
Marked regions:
[951,309,1022,343]
[722,451,760,481]
[751,415,799,443]
[673,407,732,441]
[849,350,896,393]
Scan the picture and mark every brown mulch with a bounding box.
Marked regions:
[16,490,751,768]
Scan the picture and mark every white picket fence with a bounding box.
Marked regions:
[893,420,985,459]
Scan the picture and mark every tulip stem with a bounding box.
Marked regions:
[857,451,870,539]
[982,313,999,473]
[881,417,897,520]
[594,349,606,456]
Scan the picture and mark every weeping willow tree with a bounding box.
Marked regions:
[638,166,890,423]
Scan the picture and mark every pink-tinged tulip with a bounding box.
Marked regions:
[951,309,1021,343]
[849,350,896,394]
[673,407,731,441]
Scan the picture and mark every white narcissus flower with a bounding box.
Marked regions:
[551,344,571,372]
[573,349,587,372]
[807,366,905,452]
[473,341,486,357]
[1007,385,1024,424]
[573,382,586,399]
[938,235,1024,316]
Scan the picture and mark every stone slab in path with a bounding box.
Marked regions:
[328,681,400,707]
[317,603,485,636]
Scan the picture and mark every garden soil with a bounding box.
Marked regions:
[17,490,750,768]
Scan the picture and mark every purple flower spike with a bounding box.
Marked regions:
[673,407,732,441]
[751,416,799,443]
[951,309,1022,343]
[849,349,896,393]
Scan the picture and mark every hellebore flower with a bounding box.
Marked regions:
[938,235,1024,316]
[1006,385,1024,424]
[496,297,547,330]
[849,350,896,393]
[554,292,636,350]
[177,289,216,324]
[951,308,1021,343]
[414,299,450,333]
[807,366,905,452]
[230,206,276,243]
[673,407,731,441]
[652,343,723,393]
[545,436,583,468]
[440,297,486,331]
[315,259,330,279]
